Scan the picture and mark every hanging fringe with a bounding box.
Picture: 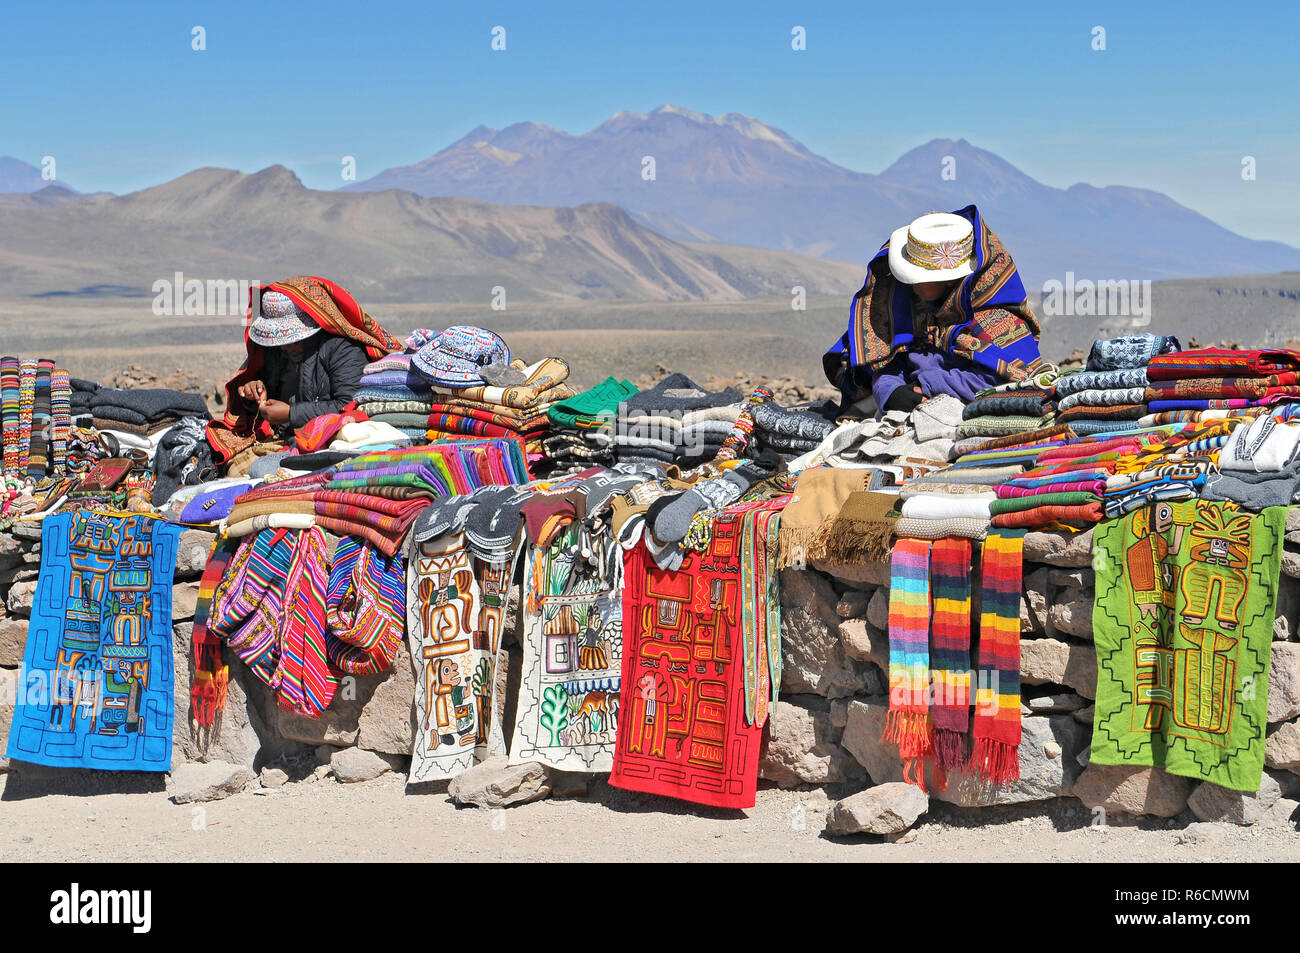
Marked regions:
[932,728,969,774]
[968,737,1020,784]
[808,517,895,566]
[775,526,820,569]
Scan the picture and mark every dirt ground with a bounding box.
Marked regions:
[2,771,1297,863]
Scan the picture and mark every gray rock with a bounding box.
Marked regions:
[1027,692,1086,713]
[1022,566,1049,636]
[171,581,200,622]
[11,521,42,542]
[1187,774,1281,825]
[779,570,874,698]
[1073,705,1095,724]
[1072,763,1193,818]
[841,696,898,784]
[1282,549,1300,580]
[825,782,928,837]
[1019,638,1098,699]
[1023,528,1095,567]
[1275,579,1298,641]
[447,755,552,808]
[168,760,255,803]
[834,589,870,619]
[865,587,889,631]
[5,580,36,616]
[329,746,392,783]
[1049,589,1094,639]
[759,696,863,788]
[175,529,218,578]
[0,616,27,667]
[354,643,417,756]
[1269,643,1300,723]
[838,617,887,671]
[1255,796,1299,830]
[1176,822,1228,845]
[829,698,849,730]
[1265,720,1300,772]
[811,557,891,588]
[260,767,289,788]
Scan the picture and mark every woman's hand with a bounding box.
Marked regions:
[258,399,291,426]
[238,380,267,403]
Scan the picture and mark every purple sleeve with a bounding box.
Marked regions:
[910,350,1000,401]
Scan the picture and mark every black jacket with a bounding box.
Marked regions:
[244,334,370,430]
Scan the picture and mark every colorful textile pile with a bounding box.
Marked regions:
[2,355,76,481]
[421,357,577,461]
[5,513,182,771]
[1090,500,1285,791]
[608,508,770,809]
[353,348,434,442]
[612,372,741,468]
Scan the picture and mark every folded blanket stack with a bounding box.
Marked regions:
[612,373,742,468]
[957,367,1058,443]
[544,375,637,475]
[791,394,963,480]
[88,386,211,457]
[422,357,577,462]
[1145,347,1300,414]
[751,398,837,458]
[353,351,435,441]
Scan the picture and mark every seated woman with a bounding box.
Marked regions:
[823,205,1043,413]
[206,276,402,463]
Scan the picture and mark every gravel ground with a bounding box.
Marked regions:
[3,772,1298,863]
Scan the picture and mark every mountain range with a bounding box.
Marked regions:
[0,165,860,301]
[342,104,1300,285]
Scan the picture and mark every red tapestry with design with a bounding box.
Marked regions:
[608,514,764,809]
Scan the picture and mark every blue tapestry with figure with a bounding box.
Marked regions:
[6,512,181,771]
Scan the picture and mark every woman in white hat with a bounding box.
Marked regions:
[823,205,1043,413]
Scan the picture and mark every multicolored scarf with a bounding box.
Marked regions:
[207,276,403,463]
[883,538,934,789]
[190,538,235,732]
[930,537,973,774]
[970,529,1025,784]
[1090,500,1285,791]
[824,204,1043,404]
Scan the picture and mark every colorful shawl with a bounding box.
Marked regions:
[325,535,406,675]
[1147,347,1300,381]
[207,276,403,462]
[5,513,182,771]
[1090,500,1285,791]
[824,205,1043,403]
[207,526,341,719]
[509,521,624,772]
[608,517,767,808]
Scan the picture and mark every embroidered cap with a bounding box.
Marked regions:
[411,325,511,387]
[887,212,976,285]
[249,291,322,347]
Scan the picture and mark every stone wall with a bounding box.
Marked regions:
[4,517,1300,830]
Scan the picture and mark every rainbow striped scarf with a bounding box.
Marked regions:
[971,529,1026,783]
[930,537,973,774]
[190,539,234,731]
[884,538,934,789]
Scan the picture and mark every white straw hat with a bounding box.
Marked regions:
[887,212,976,285]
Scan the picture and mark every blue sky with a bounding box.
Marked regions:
[3,0,1297,244]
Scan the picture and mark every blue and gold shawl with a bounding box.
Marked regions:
[824,205,1043,404]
